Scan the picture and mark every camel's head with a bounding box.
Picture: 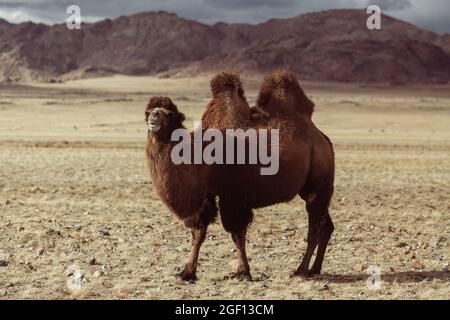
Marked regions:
[145,96,185,138]
[257,69,314,117]
[210,72,245,100]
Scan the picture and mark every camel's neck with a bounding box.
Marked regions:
[146,135,210,220]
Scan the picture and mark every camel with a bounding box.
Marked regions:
[145,70,335,281]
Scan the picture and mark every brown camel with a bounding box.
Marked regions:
[145,70,335,281]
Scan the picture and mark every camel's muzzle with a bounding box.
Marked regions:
[148,117,161,132]
[148,108,172,132]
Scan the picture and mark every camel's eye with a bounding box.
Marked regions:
[160,108,172,116]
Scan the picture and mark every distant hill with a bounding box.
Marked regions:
[0,9,449,84]
[436,33,450,54]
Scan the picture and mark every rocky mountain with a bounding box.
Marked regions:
[437,33,450,54]
[0,9,449,84]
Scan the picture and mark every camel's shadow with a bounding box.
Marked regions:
[312,270,450,284]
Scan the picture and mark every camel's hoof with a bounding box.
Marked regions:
[176,268,197,283]
[230,271,252,281]
[291,269,316,279]
[308,267,322,277]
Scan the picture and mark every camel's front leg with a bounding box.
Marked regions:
[178,196,217,281]
[219,195,253,281]
[178,227,207,281]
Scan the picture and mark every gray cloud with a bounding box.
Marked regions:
[204,0,299,10]
[0,0,449,33]
[367,0,412,11]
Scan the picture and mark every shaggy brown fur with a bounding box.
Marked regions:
[146,97,221,281]
[145,69,335,280]
[210,72,245,100]
[202,72,268,129]
[145,97,211,219]
[257,69,315,118]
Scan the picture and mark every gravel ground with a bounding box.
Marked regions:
[0,78,449,299]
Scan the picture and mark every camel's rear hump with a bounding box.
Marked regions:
[257,69,315,118]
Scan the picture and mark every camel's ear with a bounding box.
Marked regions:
[176,112,186,123]
[210,72,244,98]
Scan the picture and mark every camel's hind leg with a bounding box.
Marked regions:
[219,195,254,280]
[309,211,334,275]
[230,229,251,280]
[294,191,333,277]
[178,195,218,281]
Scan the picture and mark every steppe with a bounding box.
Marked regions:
[0,75,449,299]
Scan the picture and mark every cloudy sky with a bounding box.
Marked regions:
[0,0,449,33]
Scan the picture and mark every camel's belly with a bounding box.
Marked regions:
[224,158,309,208]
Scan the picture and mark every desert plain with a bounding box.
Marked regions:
[0,75,449,299]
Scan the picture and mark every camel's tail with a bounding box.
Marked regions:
[257,69,315,117]
[210,72,244,99]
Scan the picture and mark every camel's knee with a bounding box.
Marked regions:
[322,217,334,245]
[327,217,334,234]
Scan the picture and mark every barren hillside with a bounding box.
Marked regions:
[0,9,449,84]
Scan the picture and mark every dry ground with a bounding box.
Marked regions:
[0,75,449,299]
